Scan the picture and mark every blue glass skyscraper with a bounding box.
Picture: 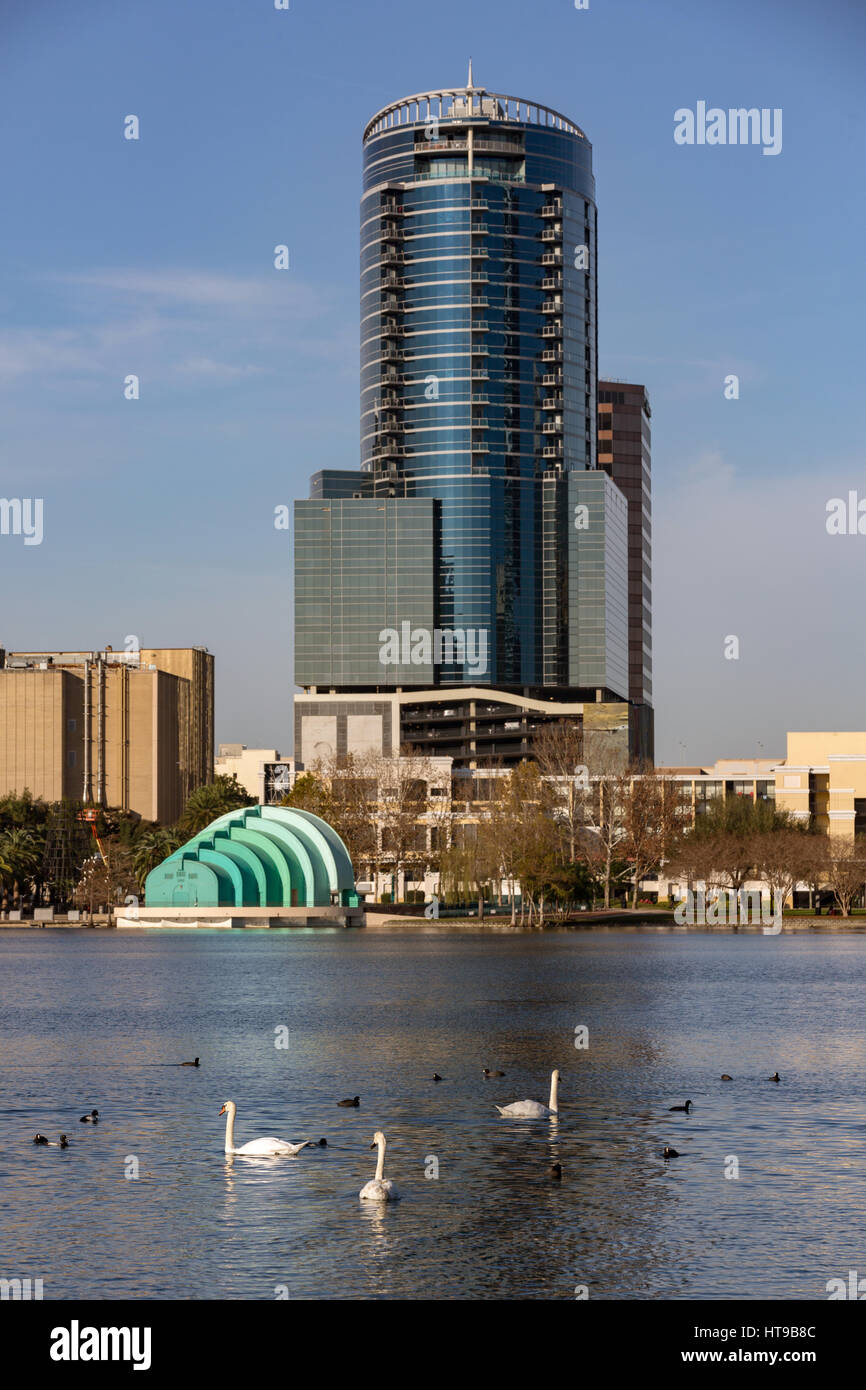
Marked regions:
[360,70,599,688]
[294,71,651,769]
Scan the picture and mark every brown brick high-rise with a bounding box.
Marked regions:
[597,382,653,761]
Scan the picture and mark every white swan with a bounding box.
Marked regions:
[219,1101,313,1156]
[496,1069,560,1119]
[359,1131,400,1201]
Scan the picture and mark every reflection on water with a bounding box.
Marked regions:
[1,926,866,1299]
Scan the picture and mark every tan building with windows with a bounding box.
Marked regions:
[659,733,866,843]
[0,646,214,824]
[773,732,866,839]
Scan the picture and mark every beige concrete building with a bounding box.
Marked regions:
[214,744,293,804]
[658,737,866,841]
[773,732,866,839]
[0,646,214,823]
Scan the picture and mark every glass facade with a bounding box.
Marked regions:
[359,82,602,690]
[294,499,436,688]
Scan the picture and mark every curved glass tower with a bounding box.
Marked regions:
[294,72,650,770]
[360,73,599,689]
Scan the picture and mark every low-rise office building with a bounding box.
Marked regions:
[214,744,294,805]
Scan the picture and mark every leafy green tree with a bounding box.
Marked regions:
[281,772,333,819]
[0,790,49,833]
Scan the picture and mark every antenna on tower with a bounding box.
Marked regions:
[467,57,474,89]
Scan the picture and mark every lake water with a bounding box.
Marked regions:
[1,924,865,1301]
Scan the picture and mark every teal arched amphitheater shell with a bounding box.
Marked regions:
[144,806,359,909]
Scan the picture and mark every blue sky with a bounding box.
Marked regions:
[1,0,864,764]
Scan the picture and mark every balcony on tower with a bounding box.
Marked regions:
[370,439,406,465]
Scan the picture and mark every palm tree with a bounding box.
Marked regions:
[131,827,183,892]
[0,826,45,910]
[177,776,255,839]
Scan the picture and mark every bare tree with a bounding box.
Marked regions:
[755,828,810,912]
[533,720,585,863]
[824,839,866,917]
[74,843,136,923]
[618,771,691,908]
[793,832,831,913]
[572,750,632,909]
[481,762,556,923]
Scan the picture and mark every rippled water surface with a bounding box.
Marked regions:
[1,925,865,1300]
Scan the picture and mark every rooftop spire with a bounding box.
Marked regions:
[467,57,474,89]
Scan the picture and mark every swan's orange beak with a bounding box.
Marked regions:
[218,1104,226,1116]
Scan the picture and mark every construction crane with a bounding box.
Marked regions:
[77,808,108,866]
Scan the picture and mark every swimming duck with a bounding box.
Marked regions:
[80,1109,99,1123]
[432,1074,442,1082]
[35,1134,68,1148]
[549,1162,562,1180]
[720,1075,732,1081]
[663,1147,680,1159]
[338,1096,360,1107]
[769,1072,780,1082]
[483,1068,505,1078]
[181,1058,200,1067]
[669,1100,692,1112]
[33,1134,48,1145]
